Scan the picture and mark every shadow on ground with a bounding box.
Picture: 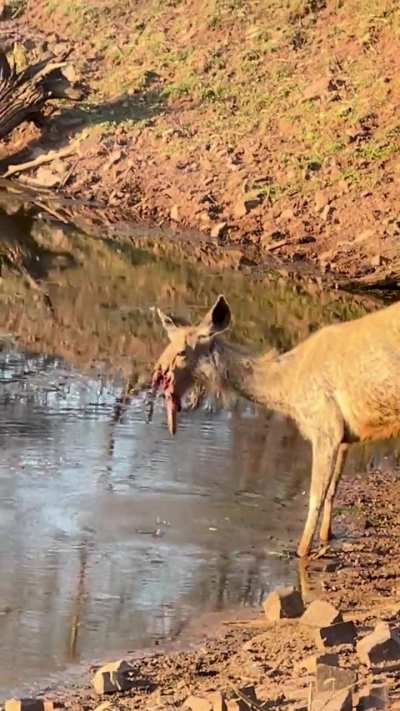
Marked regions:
[0,78,166,170]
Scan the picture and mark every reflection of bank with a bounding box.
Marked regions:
[0,185,375,387]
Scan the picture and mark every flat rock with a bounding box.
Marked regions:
[183,696,213,711]
[206,692,227,711]
[170,204,180,221]
[233,198,260,218]
[4,698,50,711]
[94,703,114,711]
[357,683,388,709]
[210,222,228,239]
[262,586,304,622]
[357,621,400,666]
[92,659,134,695]
[301,600,343,627]
[296,652,338,674]
[95,659,132,674]
[316,621,357,649]
[313,688,352,711]
[316,662,357,694]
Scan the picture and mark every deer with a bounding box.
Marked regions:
[151,294,400,558]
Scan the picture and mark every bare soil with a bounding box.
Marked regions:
[1,0,400,289]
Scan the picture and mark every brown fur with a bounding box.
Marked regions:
[153,295,400,557]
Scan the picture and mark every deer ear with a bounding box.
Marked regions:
[198,295,231,337]
[156,308,179,339]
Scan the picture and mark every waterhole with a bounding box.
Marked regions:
[0,188,393,696]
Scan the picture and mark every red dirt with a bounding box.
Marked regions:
[1,0,400,289]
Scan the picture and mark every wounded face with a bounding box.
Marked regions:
[151,295,231,435]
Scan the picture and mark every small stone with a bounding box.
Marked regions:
[61,64,78,83]
[170,204,180,221]
[314,190,329,211]
[96,660,133,674]
[226,702,247,711]
[313,688,352,711]
[206,692,227,711]
[301,600,343,627]
[316,663,356,693]
[357,683,388,709]
[184,696,213,711]
[5,702,44,711]
[35,167,61,188]
[233,198,260,218]
[316,621,357,649]
[94,703,113,711]
[357,621,400,667]
[262,586,304,622]
[210,222,228,239]
[296,653,338,674]
[92,659,134,695]
[370,254,381,267]
[322,204,335,221]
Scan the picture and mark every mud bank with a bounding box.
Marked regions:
[1,1,400,290]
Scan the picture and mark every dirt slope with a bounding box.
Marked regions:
[4,0,400,284]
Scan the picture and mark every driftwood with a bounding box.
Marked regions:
[0,49,84,140]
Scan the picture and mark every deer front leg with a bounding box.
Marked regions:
[319,443,349,543]
[297,438,341,558]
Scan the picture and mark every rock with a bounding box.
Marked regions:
[357,683,388,709]
[61,64,79,83]
[322,204,335,221]
[224,687,257,711]
[357,621,400,667]
[183,696,213,711]
[92,659,134,695]
[210,222,228,239]
[233,198,260,218]
[314,190,329,211]
[316,662,357,693]
[312,687,352,711]
[316,621,357,649]
[262,586,304,622]
[5,702,46,711]
[370,254,381,267]
[170,204,180,221]
[94,703,114,711]
[301,600,343,627]
[296,653,338,674]
[35,167,62,188]
[206,692,227,711]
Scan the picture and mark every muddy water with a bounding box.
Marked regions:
[0,191,388,697]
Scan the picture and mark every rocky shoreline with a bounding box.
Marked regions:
[4,465,400,710]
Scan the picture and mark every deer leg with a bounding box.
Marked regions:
[319,443,349,543]
[297,438,341,558]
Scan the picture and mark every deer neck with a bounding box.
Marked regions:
[198,339,290,413]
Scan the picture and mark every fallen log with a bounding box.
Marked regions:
[0,49,84,139]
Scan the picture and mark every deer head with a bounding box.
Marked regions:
[152,295,231,434]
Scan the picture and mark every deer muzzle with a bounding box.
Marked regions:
[151,367,181,435]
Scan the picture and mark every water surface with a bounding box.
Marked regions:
[0,349,310,697]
